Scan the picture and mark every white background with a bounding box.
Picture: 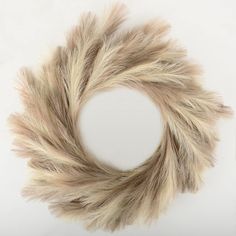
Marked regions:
[0,0,235,235]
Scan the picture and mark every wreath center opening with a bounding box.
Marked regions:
[78,86,164,170]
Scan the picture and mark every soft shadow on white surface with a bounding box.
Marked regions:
[0,0,235,236]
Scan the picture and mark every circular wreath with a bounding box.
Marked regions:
[9,4,231,231]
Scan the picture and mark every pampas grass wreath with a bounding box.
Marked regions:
[9,3,232,231]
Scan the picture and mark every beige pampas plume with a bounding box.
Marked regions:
[8,3,232,231]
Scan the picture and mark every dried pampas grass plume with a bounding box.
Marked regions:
[9,3,232,231]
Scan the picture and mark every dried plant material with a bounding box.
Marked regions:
[9,3,232,231]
